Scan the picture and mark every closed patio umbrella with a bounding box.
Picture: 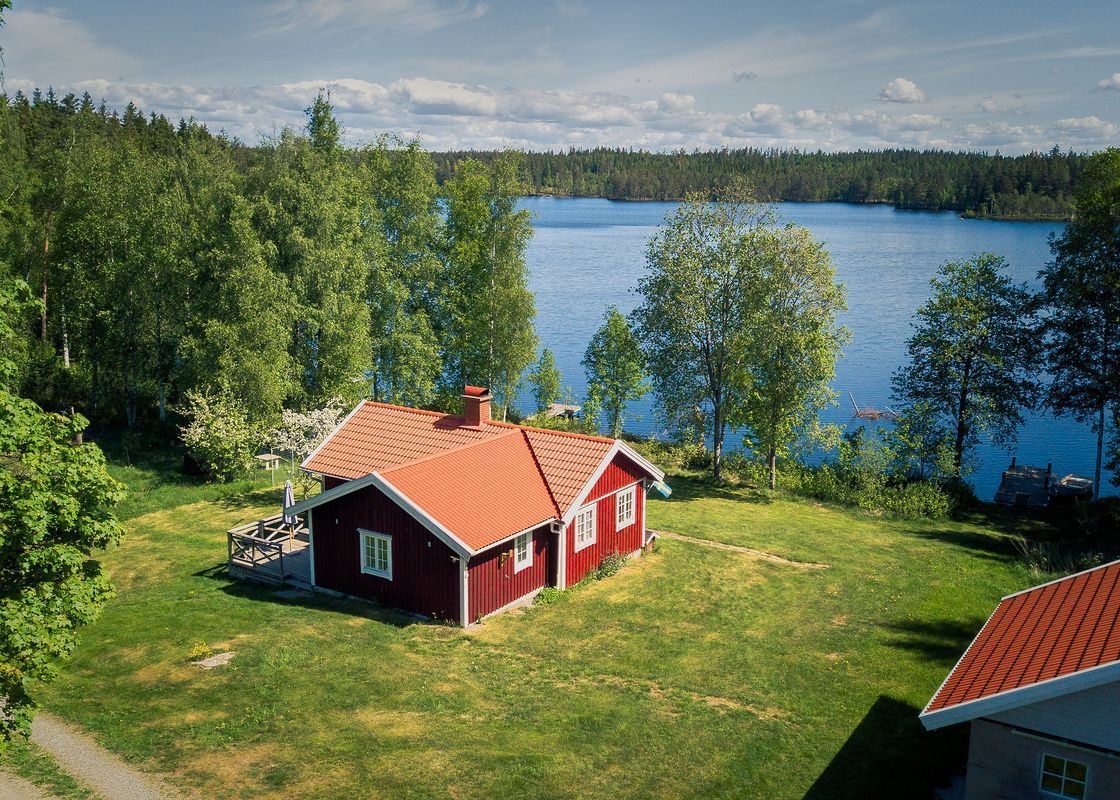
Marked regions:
[282,480,297,538]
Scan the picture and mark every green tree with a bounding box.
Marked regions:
[441,154,537,418]
[634,186,770,479]
[178,390,263,481]
[528,348,562,415]
[364,135,443,407]
[1038,148,1120,498]
[892,253,1038,477]
[736,223,848,490]
[0,277,124,745]
[583,307,648,437]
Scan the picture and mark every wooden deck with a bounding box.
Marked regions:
[227,515,311,587]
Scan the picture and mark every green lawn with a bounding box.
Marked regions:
[23,458,1049,799]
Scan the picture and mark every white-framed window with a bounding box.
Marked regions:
[574,504,596,552]
[1041,753,1087,799]
[359,529,392,580]
[616,486,636,530]
[513,531,532,572]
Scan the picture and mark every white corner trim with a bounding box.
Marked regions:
[307,508,316,587]
[557,524,568,590]
[919,660,1120,731]
[459,556,470,627]
[299,400,368,473]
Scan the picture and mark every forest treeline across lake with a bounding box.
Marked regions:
[431,146,1089,220]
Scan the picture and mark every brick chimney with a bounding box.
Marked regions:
[462,385,492,427]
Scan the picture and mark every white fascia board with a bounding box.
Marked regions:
[560,440,664,524]
[919,660,1120,731]
[474,519,557,555]
[299,400,368,473]
[286,472,380,516]
[285,470,474,559]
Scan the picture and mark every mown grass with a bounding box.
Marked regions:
[28,457,1052,799]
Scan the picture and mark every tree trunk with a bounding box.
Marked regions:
[1094,402,1104,502]
[60,306,70,369]
[711,404,723,481]
[768,445,777,491]
[40,234,49,340]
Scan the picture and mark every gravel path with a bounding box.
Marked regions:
[31,714,180,800]
[0,769,56,800]
[652,530,829,569]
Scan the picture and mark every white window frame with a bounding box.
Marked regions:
[513,531,533,573]
[1040,753,1088,799]
[573,504,597,552]
[359,529,393,580]
[616,485,636,530]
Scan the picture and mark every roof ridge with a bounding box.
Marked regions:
[520,428,562,518]
[488,418,615,445]
[363,400,450,419]
[380,428,518,474]
[1001,557,1120,600]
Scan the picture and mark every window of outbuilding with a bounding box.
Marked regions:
[616,486,636,530]
[514,531,532,572]
[359,530,392,580]
[574,504,596,552]
[1040,753,1087,799]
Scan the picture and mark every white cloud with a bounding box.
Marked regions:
[877,77,926,104]
[1095,73,1120,92]
[1,7,140,86]
[1051,115,1118,141]
[256,0,489,38]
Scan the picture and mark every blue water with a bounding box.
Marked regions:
[520,196,1108,500]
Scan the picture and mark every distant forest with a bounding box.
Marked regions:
[431,147,1090,220]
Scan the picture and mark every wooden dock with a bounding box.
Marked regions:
[993,458,1093,508]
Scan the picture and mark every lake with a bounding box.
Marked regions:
[520,196,1110,500]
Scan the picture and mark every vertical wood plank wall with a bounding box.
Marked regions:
[565,454,647,586]
[312,484,460,621]
[467,526,551,621]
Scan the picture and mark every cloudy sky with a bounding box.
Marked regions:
[2,0,1118,153]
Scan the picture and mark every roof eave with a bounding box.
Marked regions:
[919,659,1120,731]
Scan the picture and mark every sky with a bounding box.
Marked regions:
[1,0,1118,153]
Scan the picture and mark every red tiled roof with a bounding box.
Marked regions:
[300,401,652,551]
[382,432,558,551]
[521,427,613,510]
[923,560,1120,719]
[303,402,504,480]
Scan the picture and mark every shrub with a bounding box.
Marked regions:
[592,551,627,580]
[179,390,263,481]
[1012,536,1105,580]
[534,587,564,605]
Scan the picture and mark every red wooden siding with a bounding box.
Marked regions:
[310,483,459,621]
[323,475,348,490]
[467,525,552,621]
[565,453,647,586]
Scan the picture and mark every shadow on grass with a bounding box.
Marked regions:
[659,474,773,505]
[900,526,1019,563]
[805,695,968,800]
[882,618,986,665]
[193,563,438,629]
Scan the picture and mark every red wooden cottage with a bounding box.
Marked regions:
[283,386,665,626]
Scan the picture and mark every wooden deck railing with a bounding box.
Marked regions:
[227,514,308,581]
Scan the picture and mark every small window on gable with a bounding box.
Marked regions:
[1041,754,1087,799]
[616,486,636,530]
[574,504,596,552]
[359,530,392,580]
[514,531,532,572]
